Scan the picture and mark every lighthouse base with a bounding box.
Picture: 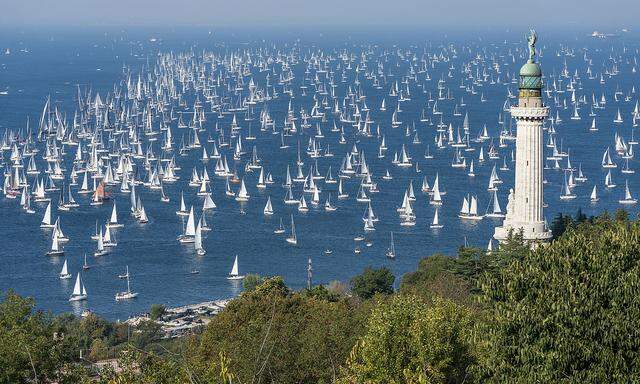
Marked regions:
[494,220,552,244]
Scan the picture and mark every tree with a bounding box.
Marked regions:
[400,254,473,305]
[339,295,473,384]
[351,267,395,299]
[0,291,65,383]
[477,216,640,382]
[149,304,166,320]
[242,274,264,292]
[550,212,572,239]
[188,277,369,384]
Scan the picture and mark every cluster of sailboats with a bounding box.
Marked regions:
[2,34,640,310]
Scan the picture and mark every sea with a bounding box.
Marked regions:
[0,27,638,320]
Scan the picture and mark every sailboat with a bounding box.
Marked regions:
[337,178,349,199]
[263,196,274,215]
[385,232,396,259]
[195,219,206,255]
[46,232,64,256]
[601,147,617,168]
[106,202,123,228]
[115,267,139,300]
[324,194,337,212]
[227,255,245,280]
[590,185,599,202]
[68,273,88,302]
[40,202,55,228]
[619,180,638,204]
[614,108,623,123]
[459,195,483,220]
[178,206,196,243]
[94,228,109,257]
[176,191,189,215]
[298,195,310,212]
[430,208,443,229]
[560,174,577,200]
[138,205,149,223]
[605,170,617,188]
[286,214,298,244]
[82,253,90,270]
[235,178,250,202]
[91,181,107,206]
[59,259,71,279]
[274,217,286,234]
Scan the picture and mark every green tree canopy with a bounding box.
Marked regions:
[351,267,395,299]
[0,291,63,384]
[340,295,473,384]
[189,277,370,384]
[477,215,640,382]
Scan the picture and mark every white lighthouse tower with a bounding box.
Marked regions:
[494,30,552,243]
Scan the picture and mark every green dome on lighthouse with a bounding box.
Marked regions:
[519,62,542,77]
[519,30,543,91]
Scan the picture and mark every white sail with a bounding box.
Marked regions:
[264,196,274,215]
[110,202,118,224]
[195,219,205,254]
[41,202,53,227]
[185,206,196,236]
[590,185,598,201]
[72,273,82,295]
[230,255,239,276]
[59,259,70,278]
[227,255,244,280]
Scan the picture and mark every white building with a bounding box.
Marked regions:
[494,31,552,243]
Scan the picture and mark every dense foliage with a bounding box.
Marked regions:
[339,295,473,384]
[476,213,640,382]
[350,266,395,299]
[3,210,640,383]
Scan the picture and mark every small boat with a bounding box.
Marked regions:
[227,255,245,280]
[82,253,90,270]
[115,268,138,301]
[430,208,444,229]
[235,178,250,202]
[46,232,64,256]
[40,202,56,228]
[177,207,196,243]
[263,196,274,215]
[286,215,298,244]
[385,232,396,259]
[324,249,333,255]
[106,202,123,228]
[485,191,505,218]
[176,191,189,215]
[619,180,638,204]
[274,217,286,234]
[588,184,599,203]
[458,194,483,220]
[560,174,576,200]
[59,259,72,279]
[195,219,206,255]
[94,228,109,257]
[68,273,88,302]
[324,194,337,212]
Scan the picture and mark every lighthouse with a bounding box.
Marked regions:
[494,30,552,243]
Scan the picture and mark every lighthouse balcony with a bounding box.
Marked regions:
[510,106,549,119]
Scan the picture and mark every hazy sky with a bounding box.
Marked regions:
[1,0,636,29]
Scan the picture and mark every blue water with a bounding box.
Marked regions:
[1,28,639,320]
